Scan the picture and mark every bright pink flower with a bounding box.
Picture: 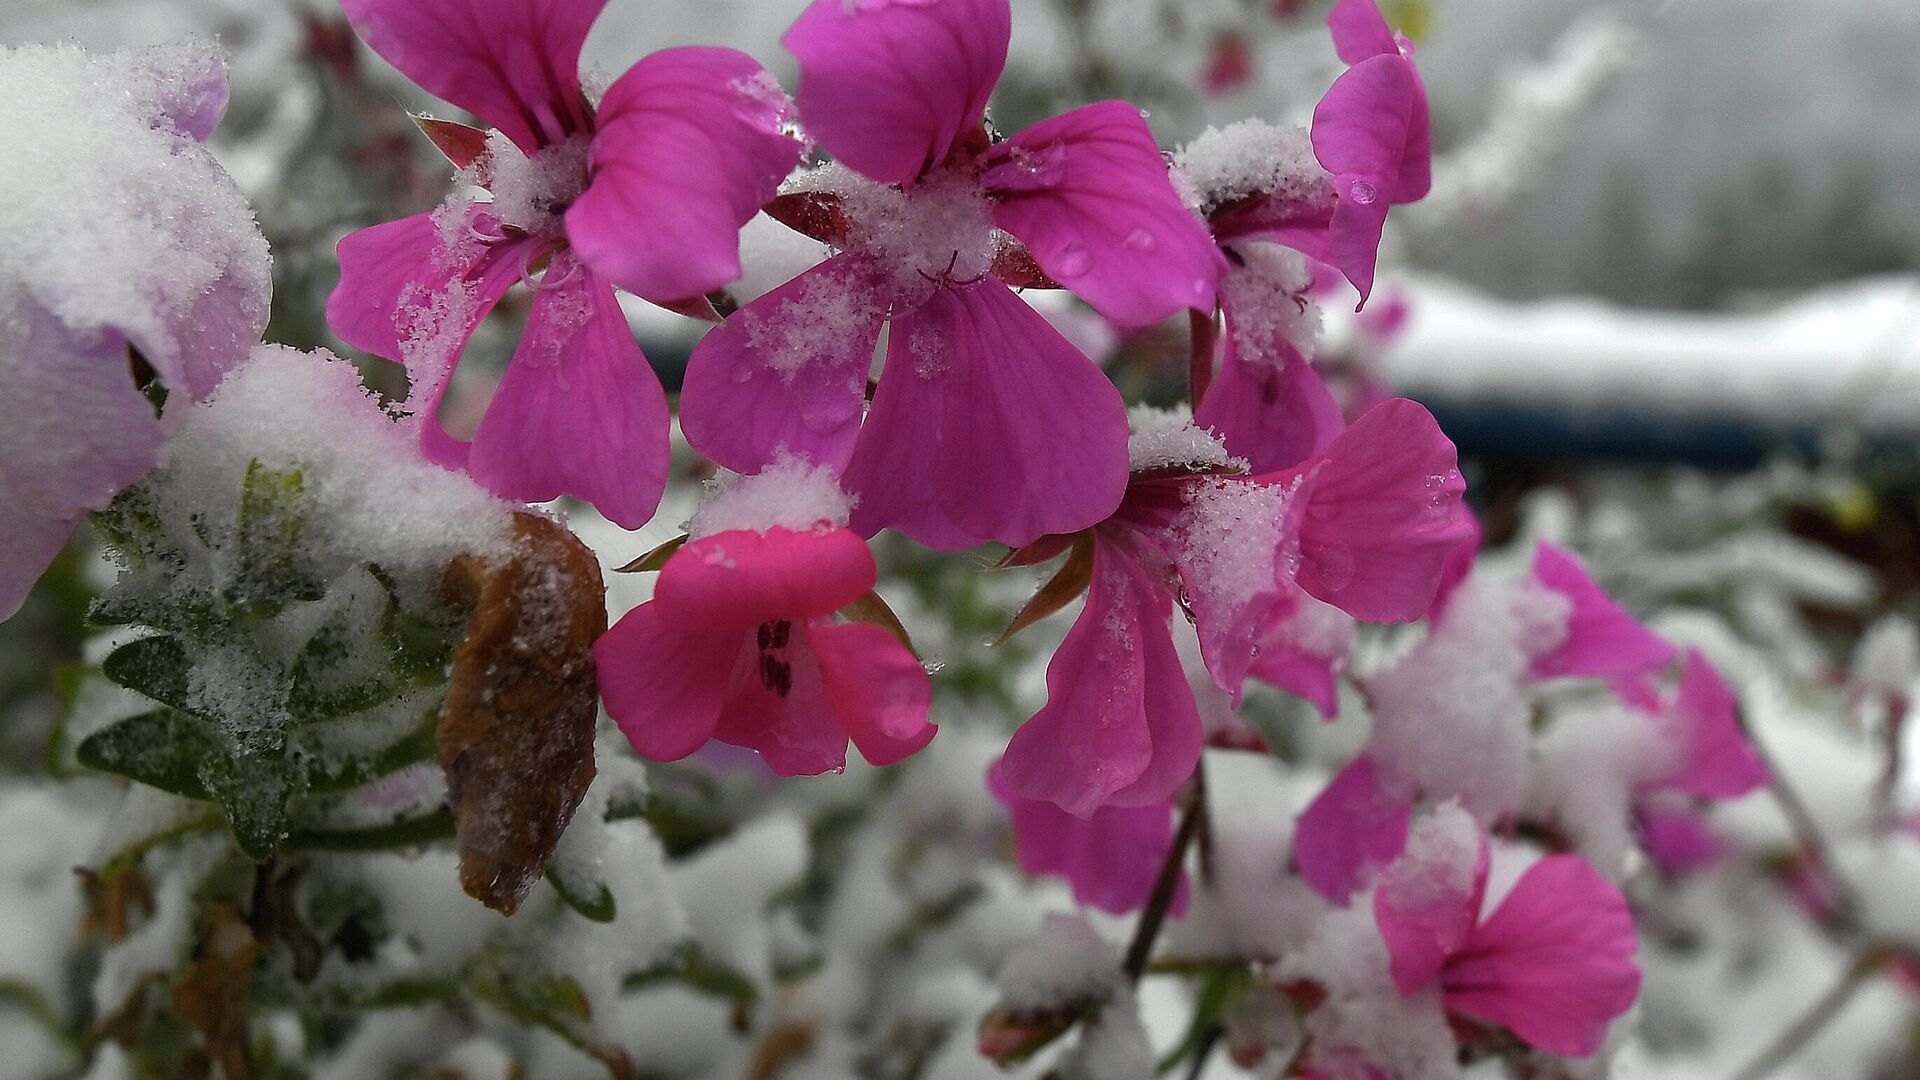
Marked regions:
[678,0,1226,549]
[1636,803,1731,875]
[327,0,801,528]
[594,527,934,776]
[1293,755,1412,902]
[1373,822,1641,1057]
[1198,0,1430,307]
[988,764,1185,915]
[1640,650,1771,799]
[1000,399,1470,815]
[1529,542,1677,681]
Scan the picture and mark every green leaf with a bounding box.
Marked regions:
[226,461,323,615]
[300,705,441,793]
[101,635,196,714]
[282,806,456,853]
[201,751,295,860]
[549,859,617,923]
[75,709,217,799]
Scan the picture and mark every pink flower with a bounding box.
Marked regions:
[2,42,270,620]
[595,526,934,776]
[326,0,801,528]
[1373,819,1641,1057]
[987,764,1185,915]
[999,399,1470,816]
[1529,542,1677,681]
[678,0,1227,550]
[1639,649,1771,798]
[1198,0,1430,309]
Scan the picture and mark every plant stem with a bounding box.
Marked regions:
[1124,774,1207,984]
[1183,1024,1222,1080]
[1728,946,1890,1080]
[1189,309,1219,410]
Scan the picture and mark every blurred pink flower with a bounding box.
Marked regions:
[988,764,1185,915]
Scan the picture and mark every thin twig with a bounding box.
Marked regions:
[1124,780,1207,984]
[1734,703,1863,925]
[1727,946,1891,1080]
[1182,1024,1223,1080]
[1189,309,1219,409]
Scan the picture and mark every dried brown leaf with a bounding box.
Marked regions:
[440,513,606,915]
[614,533,688,574]
[839,591,919,659]
[412,115,491,170]
[996,532,1079,569]
[173,904,259,1080]
[996,533,1095,645]
[763,191,849,245]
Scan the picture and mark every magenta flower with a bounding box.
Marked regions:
[999,399,1470,816]
[1637,649,1771,798]
[987,764,1185,916]
[1294,542,1679,903]
[326,0,802,528]
[678,0,1227,550]
[1372,814,1641,1057]
[1,42,270,619]
[594,526,934,776]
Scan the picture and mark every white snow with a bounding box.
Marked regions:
[686,450,858,537]
[1173,118,1327,214]
[1124,404,1243,473]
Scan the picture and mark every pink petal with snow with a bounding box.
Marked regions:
[990,765,1185,915]
[1292,755,1411,903]
[713,619,849,775]
[1528,541,1677,681]
[680,256,888,475]
[1194,296,1345,474]
[595,602,746,762]
[567,47,802,304]
[812,621,936,766]
[136,40,229,142]
[1443,855,1641,1057]
[325,208,528,461]
[1637,804,1731,875]
[340,0,600,152]
[1000,538,1200,816]
[655,527,877,631]
[464,259,669,529]
[845,280,1129,549]
[782,0,1009,184]
[984,101,1226,326]
[1246,588,1353,718]
[1280,398,1471,622]
[1375,827,1488,994]
[1656,650,1771,799]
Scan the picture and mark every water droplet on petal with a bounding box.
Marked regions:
[1349,179,1379,206]
[1124,228,1157,253]
[1054,240,1093,278]
[1315,544,1355,592]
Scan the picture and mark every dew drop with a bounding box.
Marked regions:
[1349,179,1379,206]
[1123,228,1157,253]
[1315,545,1356,592]
[1054,240,1094,277]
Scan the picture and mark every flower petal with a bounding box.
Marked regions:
[991,765,1184,915]
[1375,813,1488,994]
[812,621,936,766]
[340,0,600,151]
[1291,755,1411,903]
[567,47,803,304]
[1327,0,1399,64]
[713,620,849,775]
[1000,538,1199,816]
[1195,288,1345,474]
[847,280,1128,548]
[595,600,744,762]
[655,527,877,631]
[1443,855,1642,1057]
[680,255,887,475]
[781,0,1010,184]
[465,260,669,529]
[1281,398,1471,622]
[1246,588,1353,718]
[1656,650,1771,799]
[985,101,1226,327]
[325,208,527,462]
[1528,542,1676,681]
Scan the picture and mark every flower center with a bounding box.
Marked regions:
[757,618,795,697]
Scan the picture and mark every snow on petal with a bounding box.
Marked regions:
[1441,855,1641,1057]
[782,0,1010,184]
[986,101,1227,327]
[339,0,602,151]
[653,527,878,631]
[1373,803,1487,994]
[566,47,802,304]
[1000,538,1198,816]
[1283,399,1471,622]
[1246,586,1355,717]
[464,259,669,529]
[680,256,888,475]
[846,280,1129,549]
[1528,541,1677,681]
[1195,245,1344,473]
[812,622,936,767]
